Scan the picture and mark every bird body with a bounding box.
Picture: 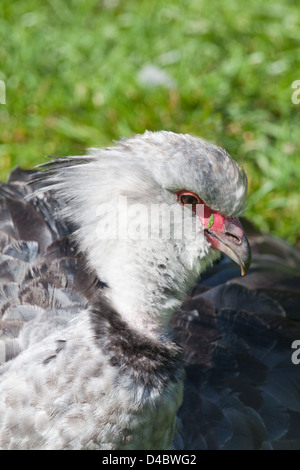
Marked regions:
[0,131,299,449]
[0,307,183,450]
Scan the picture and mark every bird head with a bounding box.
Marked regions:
[40,131,251,328]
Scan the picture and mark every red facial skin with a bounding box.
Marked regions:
[176,190,251,275]
[176,189,224,234]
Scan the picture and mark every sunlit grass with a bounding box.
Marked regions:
[0,0,299,243]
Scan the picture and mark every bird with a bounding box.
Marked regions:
[0,130,299,450]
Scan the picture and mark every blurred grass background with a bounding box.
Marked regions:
[0,0,299,243]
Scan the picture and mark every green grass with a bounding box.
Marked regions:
[0,0,299,243]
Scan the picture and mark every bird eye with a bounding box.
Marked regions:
[176,190,201,209]
[180,195,199,207]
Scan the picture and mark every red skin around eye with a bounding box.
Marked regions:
[176,190,226,231]
[176,190,251,276]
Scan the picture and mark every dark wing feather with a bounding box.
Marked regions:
[0,168,93,365]
[174,223,300,449]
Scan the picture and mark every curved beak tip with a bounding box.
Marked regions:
[205,218,252,277]
[241,266,246,276]
[239,237,252,276]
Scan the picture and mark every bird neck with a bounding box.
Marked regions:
[86,238,204,339]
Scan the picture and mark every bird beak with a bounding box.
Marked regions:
[204,217,252,276]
